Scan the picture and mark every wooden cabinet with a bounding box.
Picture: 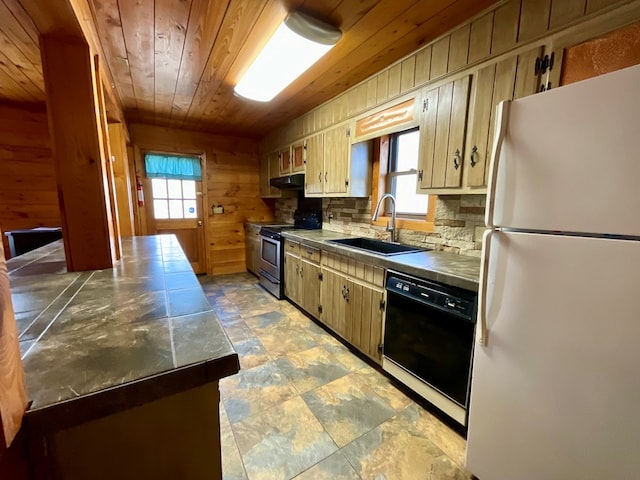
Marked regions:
[418,46,544,192]
[320,250,385,363]
[304,122,373,198]
[259,152,282,198]
[284,239,322,318]
[278,141,305,176]
[245,224,261,275]
[278,146,291,176]
[417,75,471,191]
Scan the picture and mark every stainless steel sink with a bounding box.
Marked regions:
[327,237,426,256]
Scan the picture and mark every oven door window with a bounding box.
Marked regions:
[261,238,278,266]
[384,291,475,407]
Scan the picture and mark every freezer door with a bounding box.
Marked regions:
[487,64,640,237]
[466,231,640,479]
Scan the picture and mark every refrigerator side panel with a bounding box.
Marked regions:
[490,64,640,237]
[466,231,640,479]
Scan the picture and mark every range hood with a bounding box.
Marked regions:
[270,173,304,189]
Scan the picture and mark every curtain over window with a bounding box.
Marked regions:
[144,153,202,181]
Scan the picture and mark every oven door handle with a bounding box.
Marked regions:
[477,229,493,346]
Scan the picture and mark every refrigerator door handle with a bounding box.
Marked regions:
[485,100,511,229]
[477,229,494,346]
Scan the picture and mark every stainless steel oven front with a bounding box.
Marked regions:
[258,233,283,298]
[383,270,477,426]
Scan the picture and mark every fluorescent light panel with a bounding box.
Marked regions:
[234,12,341,102]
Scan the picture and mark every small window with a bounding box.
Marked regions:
[151,178,198,220]
[388,128,429,216]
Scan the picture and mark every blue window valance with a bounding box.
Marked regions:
[144,153,202,181]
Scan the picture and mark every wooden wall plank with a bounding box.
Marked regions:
[519,0,551,42]
[468,12,494,63]
[387,63,402,98]
[376,70,389,104]
[3,0,40,44]
[0,105,60,258]
[550,0,587,29]
[430,36,450,79]
[448,25,470,72]
[492,0,521,55]
[108,123,135,237]
[414,46,432,85]
[400,56,416,93]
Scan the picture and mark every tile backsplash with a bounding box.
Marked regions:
[275,195,485,257]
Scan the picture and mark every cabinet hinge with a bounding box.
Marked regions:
[380,299,386,310]
[346,127,351,137]
[422,98,428,111]
[319,272,323,281]
[377,344,383,354]
[318,305,323,314]
[539,82,552,93]
[534,53,554,76]
[418,170,423,182]
[345,178,349,187]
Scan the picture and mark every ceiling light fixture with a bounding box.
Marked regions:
[234,11,341,102]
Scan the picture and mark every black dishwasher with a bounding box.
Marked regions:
[383,270,477,426]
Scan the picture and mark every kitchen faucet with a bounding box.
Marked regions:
[372,193,397,242]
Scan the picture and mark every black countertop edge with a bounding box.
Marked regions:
[280,230,480,292]
[23,354,240,436]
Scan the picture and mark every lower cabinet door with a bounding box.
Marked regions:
[347,281,385,363]
[320,268,348,338]
[300,261,321,318]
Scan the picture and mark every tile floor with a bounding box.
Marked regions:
[199,273,471,480]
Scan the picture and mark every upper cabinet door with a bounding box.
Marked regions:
[292,142,305,173]
[418,76,470,190]
[259,153,270,197]
[278,146,292,176]
[466,56,518,187]
[323,124,350,195]
[304,133,324,196]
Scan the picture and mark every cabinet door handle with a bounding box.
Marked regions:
[470,145,478,167]
[453,149,461,170]
[318,172,322,182]
[325,172,328,182]
[306,250,314,255]
[300,267,303,278]
[342,285,349,302]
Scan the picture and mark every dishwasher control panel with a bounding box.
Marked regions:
[386,272,476,321]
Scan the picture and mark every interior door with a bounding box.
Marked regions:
[467,230,640,479]
[146,177,206,274]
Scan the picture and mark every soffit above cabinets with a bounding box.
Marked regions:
[0,0,497,137]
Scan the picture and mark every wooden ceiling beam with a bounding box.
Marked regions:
[17,0,126,125]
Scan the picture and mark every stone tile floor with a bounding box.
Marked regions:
[200,273,471,480]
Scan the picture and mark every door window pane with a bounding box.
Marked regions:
[168,199,183,219]
[167,179,182,199]
[182,180,196,199]
[183,200,197,218]
[154,199,169,219]
[152,178,167,198]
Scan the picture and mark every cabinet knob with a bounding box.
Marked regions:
[453,149,461,170]
[470,145,478,167]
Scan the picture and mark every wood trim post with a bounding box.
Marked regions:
[41,36,117,271]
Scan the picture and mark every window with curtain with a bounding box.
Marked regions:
[144,153,202,220]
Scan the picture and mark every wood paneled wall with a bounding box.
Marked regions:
[129,124,275,275]
[0,104,60,259]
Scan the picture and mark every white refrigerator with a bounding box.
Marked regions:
[466,64,640,479]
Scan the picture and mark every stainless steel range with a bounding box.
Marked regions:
[258,210,321,299]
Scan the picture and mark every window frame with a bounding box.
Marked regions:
[370,133,435,233]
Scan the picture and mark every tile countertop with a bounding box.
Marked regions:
[281,230,481,292]
[8,235,239,435]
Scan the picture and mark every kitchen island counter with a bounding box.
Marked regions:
[8,235,238,479]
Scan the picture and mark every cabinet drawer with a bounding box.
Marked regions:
[300,244,321,264]
[284,239,300,255]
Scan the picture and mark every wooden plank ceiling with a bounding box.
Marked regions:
[0,0,498,137]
